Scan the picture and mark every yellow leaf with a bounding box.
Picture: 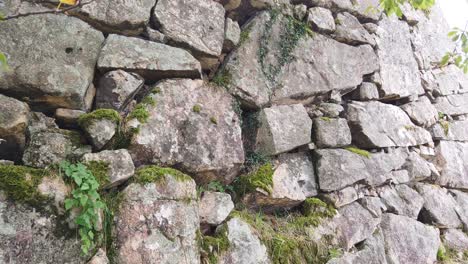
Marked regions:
[60,0,77,5]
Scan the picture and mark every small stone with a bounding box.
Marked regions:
[82,149,135,188]
[293,4,307,20]
[199,191,234,225]
[378,185,424,219]
[402,151,432,182]
[87,249,109,264]
[54,108,86,128]
[442,229,468,252]
[96,70,144,111]
[255,104,312,155]
[400,96,439,128]
[323,186,359,208]
[353,82,379,101]
[307,7,335,32]
[313,118,351,148]
[319,103,344,117]
[0,94,29,161]
[434,141,468,189]
[82,119,118,150]
[145,27,168,44]
[223,18,241,52]
[334,12,376,45]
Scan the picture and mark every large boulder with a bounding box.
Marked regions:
[347,101,433,148]
[0,14,104,111]
[97,34,201,81]
[74,0,155,35]
[0,94,29,161]
[129,79,244,184]
[153,0,225,69]
[115,169,200,264]
[434,141,468,189]
[222,11,378,109]
[380,213,440,264]
[255,104,312,155]
[375,16,424,99]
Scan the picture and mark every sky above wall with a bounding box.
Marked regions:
[439,0,468,28]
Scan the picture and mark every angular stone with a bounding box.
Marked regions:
[431,65,468,96]
[294,0,382,21]
[359,197,385,217]
[323,186,360,208]
[154,0,225,69]
[376,16,424,99]
[316,148,408,191]
[199,192,234,225]
[97,34,201,81]
[434,93,468,117]
[219,217,270,264]
[243,152,318,209]
[255,104,312,155]
[96,70,144,111]
[347,101,433,148]
[442,229,468,252]
[73,0,154,35]
[145,27,168,44]
[0,94,29,161]
[116,174,199,264]
[129,79,244,184]
[432,120,468,142]
[307,7,335,32]
[223,18,241,52]
[400,96,439,128]
[352,82,379,101]
[223,11,378,108]
[378,185,424,219]
[82,149,135,188]
[434,141,468,189]
[334,12,375,45]
[450,190,468,231]
[55,108,86,128]
[381,213,440,264]
[88,248,109,264]
[319,103,344,118]
[313,118,351,148]
[402,151,432,182]
[0,14,104,111]
[415,183,462,229]
[82,119,117,150]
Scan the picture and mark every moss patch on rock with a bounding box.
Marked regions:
[233,163,274,196]
[345,146,371,159]
[212,68,232,88]
[85,161,110,186]
[199,225,230,264]
[127,95,155,124]
[133,166,192,185]
[78,109,121,129]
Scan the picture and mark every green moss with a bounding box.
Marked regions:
[193,104,202,113]
[0,165,50,206]
[134,166,192,185]
[238,23,254,47]
[210,117,218,125]
[303,198,337,219]
[212,69,232,88]
[404,125,416,131]
[127,95,156,124]
[234,163,274,196]
[437,244,468,263]
[85,161,110,186]
[141,96,156,107]
[200,225,230,264]
[78,109,121,128]
[345,146,371,159]
[438,112,446,120]
[151,87,161,94]
[441,121,450,136]
[320,117,332,122]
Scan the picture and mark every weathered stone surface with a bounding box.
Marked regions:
[0,94,29,161]
[376,16,424,99]
[316,148,408,191]
[96,70,144,111]
[434,141,468,189]
[323,186,360,208]
[347,101,433,148]
[378,185,424,219]
[219,217,270,264]
[154,0,225,69]
[0,193,84,263]
[116,173,199,264]
[243,152,318,209]
[442,229,468,252]
[434,93,468,117]
[74,0,155,35]
[334,12,375,45]
[223,11,378,108]
[97,34,201,81]
[381,213,440,264]
[145,27,168,44]
[400,96,438,128]
[129,79,244,184]
[450,190,468,231]
[402,151,433,182]
[431,65,468,96]
[88,248,109,264]
[359,197,385,218]
[294,0,382,21]
[352,82,379,101]
[0,14,104,111]
[415,183,462,228]
[255,104,312,155]
[23,128,90,168]
[55,108,86,128]
[83,149,135,188]
[307,7,335,32]
[319,103,344,118]
[432,120,468,142]
[313,118,351,148]
[199,191,234,225]
[82,119,117,150]
[224,18,241,52]
[411,3,453,70]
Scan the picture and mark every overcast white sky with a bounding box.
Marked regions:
[439,0,468,28]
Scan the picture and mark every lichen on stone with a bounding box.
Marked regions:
[192,104,202,113]
[133,166,192,185]
[78,109,121,129]
[345,146,371,158]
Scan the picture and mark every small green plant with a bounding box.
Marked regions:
[212,69,232,88]
[438,112,446,120]
[379,0,435,18]
[320,117,332,122]
[440,120,450,136]
[192,104,202,113]
[127,95,155,123]
[199,226,230,264]
[0,52,8,72]
[210,117,218,125]
[60,161,106,255]
[345,146,371,159]
[238,23,254,47]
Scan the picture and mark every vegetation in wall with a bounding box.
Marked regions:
[345,146,371,159]
[133,165,193,185]
[199,226,230,264]
[233,163,275,197]
[212,68,232,88]
[78,109,121,129]
[127,96,155,124]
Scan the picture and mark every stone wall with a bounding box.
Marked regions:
[0,0,467,263]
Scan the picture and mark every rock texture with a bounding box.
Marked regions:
[199,192,234,225]
[96,70,144,111]
[0,94,29,161]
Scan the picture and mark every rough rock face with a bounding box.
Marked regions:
[116,172,199,264]
[434,93,468,116]
[0,14,103,111]
[82,119,117,150]
[96,70,144,111]
[223,11,378,108]
[378,185,424,219]
[347,101,433,148]
[199,192,234,225]
[442,229,468,252]
[129,79,244,184]
[434,141,468,189]
[334,12,375,45]
[223,18,241,52]
[380,213,440,264]
[451,190,468,231]
[313,118,351,148]
[431,65,468,96]
[219,218,270,264]
[432,120,468,142]
[0,94,29,161]
[400,96,439,128]
[255,104,312,155]
[97,34,202,81]
[307,7,335,32]
[375,16,424,99]
[153,0,225,69]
